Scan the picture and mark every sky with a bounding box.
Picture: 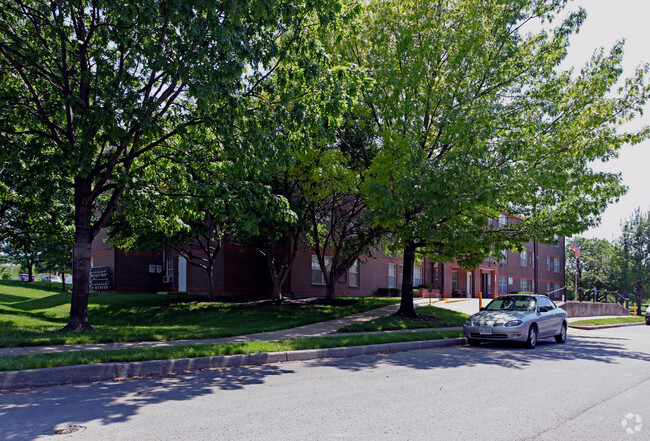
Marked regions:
[561,0,650,241]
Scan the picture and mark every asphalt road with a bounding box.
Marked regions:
[1,325,648,441]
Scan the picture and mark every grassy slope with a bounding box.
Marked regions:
[0,281,398,347]
[337,305,468,332]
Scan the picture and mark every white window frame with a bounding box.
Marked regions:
[451,271,458,290]
[166,257,174,279]
[498,214,507,227]
[312,255,331,285]
[388,263,397,289]
[413,266,422,287]
[499,276,508,294]
[349,260,359,287]
[520,250,528,267]
[554,258,560,273]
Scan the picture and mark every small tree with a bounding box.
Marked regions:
[618,209,650,308]
[565,237,619,295]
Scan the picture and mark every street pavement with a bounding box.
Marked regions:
[1,325,648,441]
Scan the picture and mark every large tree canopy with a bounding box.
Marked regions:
[334,0,649,316]
[0,0,343,329]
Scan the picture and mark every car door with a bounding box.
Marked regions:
[536,297,556,338]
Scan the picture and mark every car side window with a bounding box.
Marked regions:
[539,297,554,311]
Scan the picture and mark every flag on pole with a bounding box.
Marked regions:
[571,239,580,258]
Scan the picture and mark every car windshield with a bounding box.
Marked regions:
[485,296,536,312]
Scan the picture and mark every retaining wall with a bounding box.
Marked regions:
[561,301,629,318]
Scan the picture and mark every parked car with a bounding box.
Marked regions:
[40,275,62,283]
[463,294,567,349]
[65,276,73,285]
[645,307,649,325]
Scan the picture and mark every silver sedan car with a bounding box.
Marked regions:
[463,294,567,348]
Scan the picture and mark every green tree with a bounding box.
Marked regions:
[36,236,73,290]
[618,209,650,308]
[111,122,280,300]
[0,0,342,329]
[565,237,619,295]
[337,0,649,317]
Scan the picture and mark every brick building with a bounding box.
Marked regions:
[91,214,566,300]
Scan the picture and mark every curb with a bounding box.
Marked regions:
[0,338,467,391]
[569,322,646,330]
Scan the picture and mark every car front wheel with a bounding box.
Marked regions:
[525,324,538,349]
[555,322,567,344]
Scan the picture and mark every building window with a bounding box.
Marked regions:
[546,256,551,271]
[166,257,174,279]
[554,234,560,248]
[499,276,508,294]
[520,250,528,267]
[349,260,359,287]
[520,278,529,292]
[554,258,560,273]
[498,214,507,227]
[312,255,331,285]
[388,263,397,289]
[499,250,508,264]
[451,271,458,290]
[413,266,422,287]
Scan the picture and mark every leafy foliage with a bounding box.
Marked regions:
[0,0,345,327]
[334,0,650,316]
[617,209,650,305]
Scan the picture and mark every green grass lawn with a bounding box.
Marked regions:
[337,305,468,332]
[0,281,399,347]
[570,316,646,327]
[0,329,464,372]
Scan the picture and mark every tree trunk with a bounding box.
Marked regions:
[60,271,66,291]
[207,263,216,300]
[396,241,417,318]
[324,280,336,302]
[27,264,33,282]
[62,180,94,331]
[263,254,283,301]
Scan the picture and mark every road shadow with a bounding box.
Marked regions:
[1,331,648,440]
[0,364,295,441]
[308,333,650,372]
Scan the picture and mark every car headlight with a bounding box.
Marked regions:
[464,319,472,326]
[504,320,523,327]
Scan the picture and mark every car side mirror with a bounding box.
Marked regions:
[538,306,549,313]
[480,307,486,311]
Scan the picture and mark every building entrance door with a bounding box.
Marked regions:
[178,256,187,292]
[481,272,492,298]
